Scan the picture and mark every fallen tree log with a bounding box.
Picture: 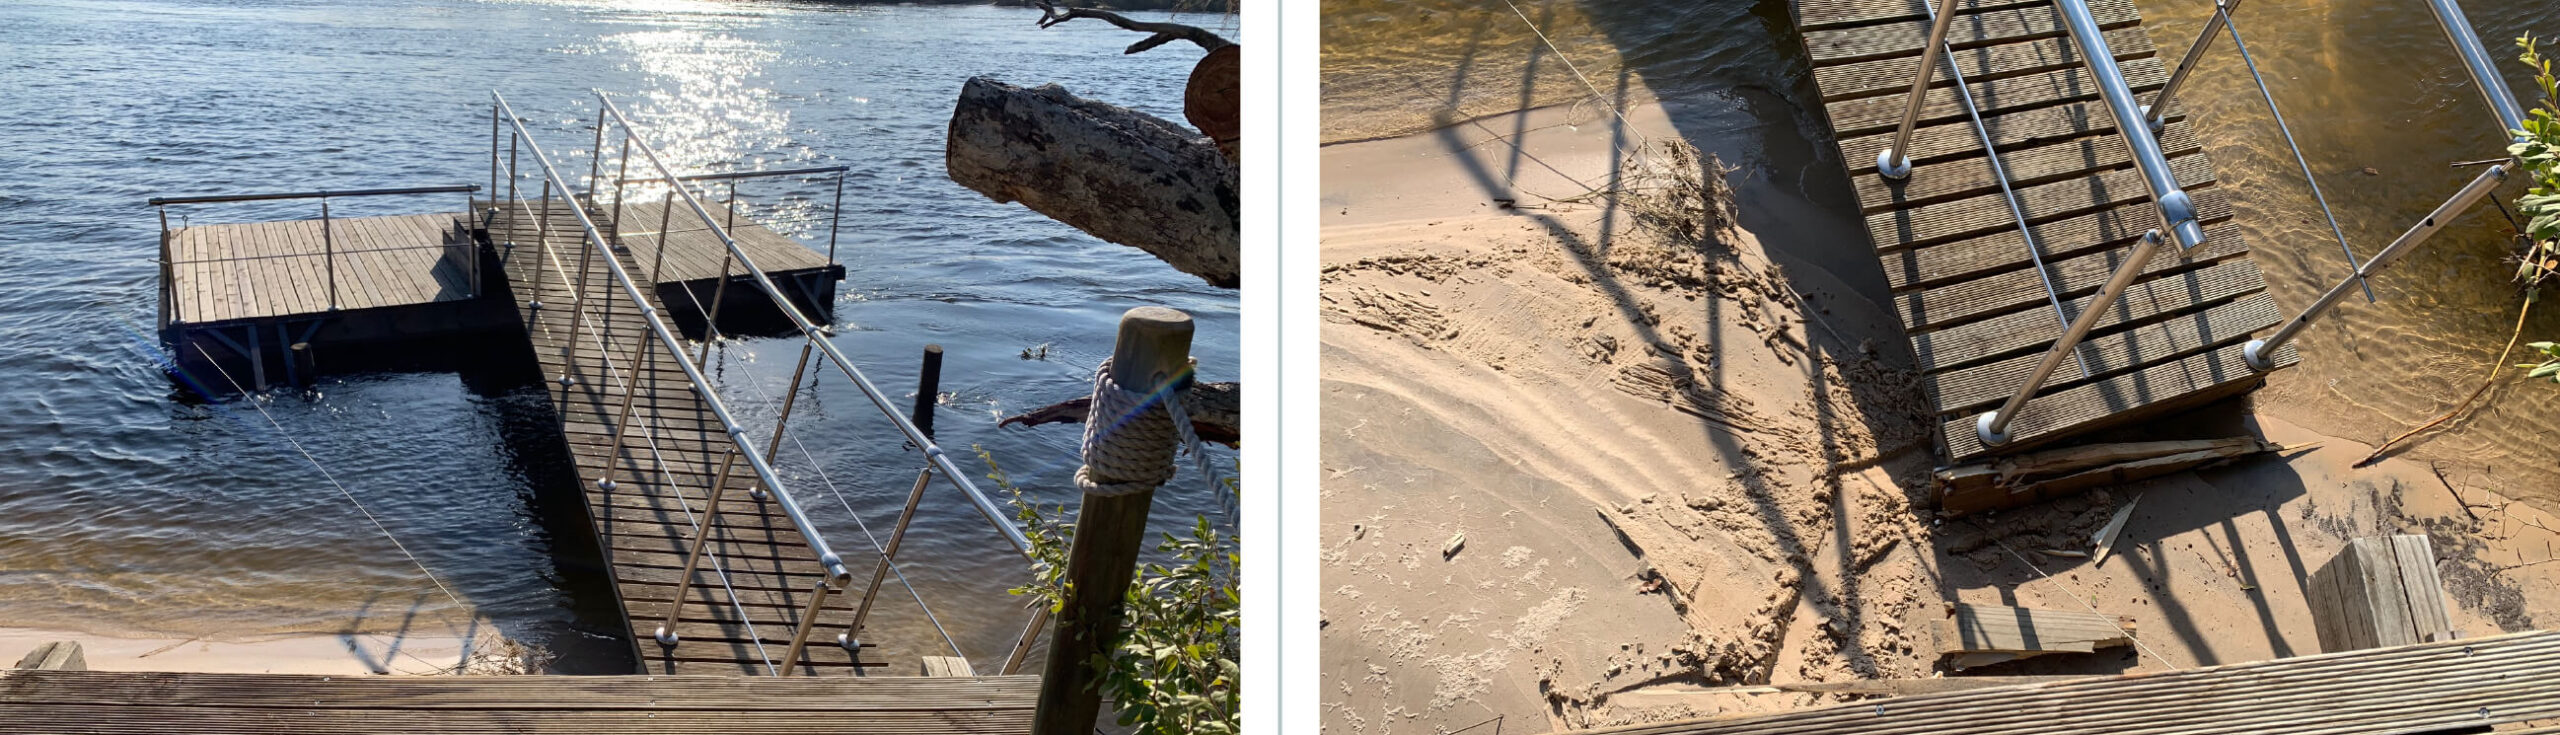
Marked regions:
[947,76,1240,288]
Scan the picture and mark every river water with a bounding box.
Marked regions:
[0,0,1237,672]
[1323,0,2560,507]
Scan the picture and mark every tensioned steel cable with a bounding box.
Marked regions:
[635,184,969,659]
[2223,11,2375,301]
[503,151,783,675]
[1922,0,2090,376]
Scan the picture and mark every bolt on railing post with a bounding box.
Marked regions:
[655,445,744,646]
[838,467,933,651]
[1034,307,1193,735]
[2248,164,2513,370]
[322,198,337,311]
[1874,0,1966,180]
[1977,230,2167,446]
[560,230,598,386]
[2145,0,2243,132]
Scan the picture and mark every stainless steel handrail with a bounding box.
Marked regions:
[147,185,479,206]
[2057,0,2207,251]
[592,93,1034,557]
[492,92,853,673]
[592,91,1049,673]
[1873,0,1965,180]
[2243,0,2532,369]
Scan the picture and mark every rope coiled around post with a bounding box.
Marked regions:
[1076,357,1191,497]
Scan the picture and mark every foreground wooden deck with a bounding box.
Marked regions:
[1574,629,2560,734]
[1795,0,2296,462]
[0,669,1032,733]
[493,197,875,675]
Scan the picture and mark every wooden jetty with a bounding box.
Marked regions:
[1568,629,2560,734]
[489,195,875,676]
[1794,0,2295,462]
[0,669,1032,733]
[155,189,854,675]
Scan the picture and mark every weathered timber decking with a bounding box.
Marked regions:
[599,199,835,285]
[1796,0,2296,462]
[165,213,474,324]
[1571,629,2560,734]
[491,197,870,676]
[0,669,1033,733]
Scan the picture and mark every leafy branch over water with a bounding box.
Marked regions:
[2512,34,2560,382]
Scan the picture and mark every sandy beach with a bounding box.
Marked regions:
[1316,92,2560,733]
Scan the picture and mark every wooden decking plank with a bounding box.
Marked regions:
[1895,220,2245,331]
[0,669,1036,710]
[1909,258,2265,373]
[1853,119,2202,214]
[1867,151,2216,251]
[1924,292,2280,415]
[1839,96,2182,177]
[1940,338,2292,461]
[1814,26,2152,102]
[1802,0,2139,65]
[1824,56,2168,137]
[1881,185,2233,292]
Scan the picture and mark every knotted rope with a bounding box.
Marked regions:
[1076,357,1194,497]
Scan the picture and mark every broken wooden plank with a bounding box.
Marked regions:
[2309,535,2455,653]
[12,642,82,672]
[1938,603,2134,661]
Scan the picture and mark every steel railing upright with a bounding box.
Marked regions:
[2234,0,2533,369]
[589,90,1048,674]
[492,91,853,675]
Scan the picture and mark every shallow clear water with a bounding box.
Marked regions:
[1323,0,2560,507]
[0,0,1238,672]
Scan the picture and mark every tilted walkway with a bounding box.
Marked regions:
[1796,0,2295,461]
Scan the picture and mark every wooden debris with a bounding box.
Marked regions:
[1443,532,1466,560]
[1936,604,2135,667]
[12,642,82,671]
[1774,675,2090,696]
[2090,493,2141,567]
[2308,534,2455,653]
[1935,437,2286,517]
[921,656,976,677]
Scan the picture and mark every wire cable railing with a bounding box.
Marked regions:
[584,89,1051,673]
[493,91,854,675]
[1871,0,2530,448]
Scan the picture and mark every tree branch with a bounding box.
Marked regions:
[1035,1,1235,54]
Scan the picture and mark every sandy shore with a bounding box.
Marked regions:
[1317,98,2560,733]
[0,626,515,676]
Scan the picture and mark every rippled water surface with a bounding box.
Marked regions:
[1324,0,2560,506]
[0,0,1237,671]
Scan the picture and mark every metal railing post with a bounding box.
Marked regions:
[595,306,657,492]
[321,198,337,310]
[1002,607,1048,675]
[561,224,598,386]
[765,342,817,458]
[2144,0,2245,131]
[489,104,501,210]
[2057,0,2207,249]
[778,574,846,676]
[654,446,742,646]
[1874,0,1966,179]
[529,178,552,311]
[610,133,633,247]
[1977,229,2168,446]
[695,188,739,366]
[158,206,176,328]
[2247,164,2513,370]
[826,172,846,266]
[507,132,520,220]
[837,467,932,650]
[588,106,609,202]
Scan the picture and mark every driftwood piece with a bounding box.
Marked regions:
[998,380,1241,447]
[1934,437,2286,517]
[1937,604,2135,667]
[947,77,1240,288]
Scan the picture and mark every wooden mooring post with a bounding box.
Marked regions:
[1032,306,1192,735]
